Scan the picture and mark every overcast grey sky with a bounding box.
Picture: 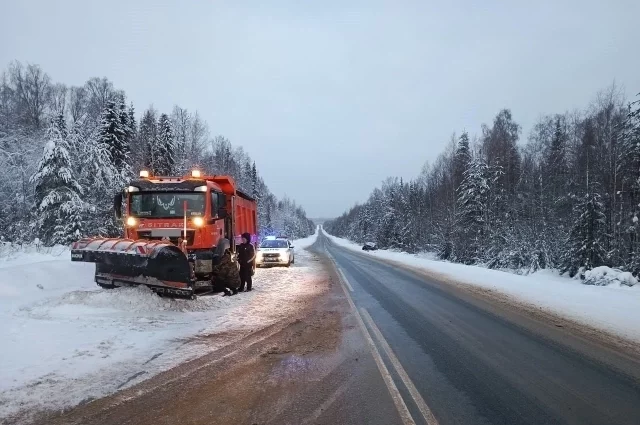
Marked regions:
[2,0,639,217]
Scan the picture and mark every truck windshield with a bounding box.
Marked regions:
[130,192,205,218]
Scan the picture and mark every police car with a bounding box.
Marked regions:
[256,236,295,267]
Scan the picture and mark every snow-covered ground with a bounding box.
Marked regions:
[323,229,640,343]
[0,228,320,421]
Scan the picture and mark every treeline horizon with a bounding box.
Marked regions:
[0,60,315,246]
[326,83,640,279]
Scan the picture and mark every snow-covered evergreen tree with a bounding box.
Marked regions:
[74,123,120,237]
[251,161,258,198]
[118,97,129,139]
[54,113,68,140]
[170,106,189,174]
[119,100,135,164]
[127,104,136,140]
[455,155,489,264]
[98,99,129,173]
[540,116,571,264]
[0,63,317,244]
[618,94,640,274]
[241,159,252,193]
[138,107,158,172]
[30,115,84,245]
[453,132,471,190]
[156,113,175,175]
[561,183,608,277]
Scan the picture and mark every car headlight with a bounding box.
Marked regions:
[126,216,137,227]
[192,217,204,227]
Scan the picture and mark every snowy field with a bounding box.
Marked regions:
[0,229,320,421]
[323,229,640,343]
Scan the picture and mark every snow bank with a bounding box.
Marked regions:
[582,266,638,287]
[0,232,322,420]
[293,225,320,250]
[0,242,68,266]
[323,230,640,343]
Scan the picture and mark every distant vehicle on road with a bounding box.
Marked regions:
[256,236,295,267]
[362,242,378,251]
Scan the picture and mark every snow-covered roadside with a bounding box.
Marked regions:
[289,227,319,250]
[323,229,640,343]
[0,229,320,421]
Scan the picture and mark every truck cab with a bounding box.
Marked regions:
[115,170,257,280]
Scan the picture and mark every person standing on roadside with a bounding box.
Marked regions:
[237,232,255,292]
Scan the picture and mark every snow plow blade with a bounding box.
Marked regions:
[71,238,194,297]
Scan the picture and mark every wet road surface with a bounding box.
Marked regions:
[321,231,640,425]
[22,248,405,425]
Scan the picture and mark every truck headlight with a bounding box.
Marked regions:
[126,216,137,227]
[192,217,204,227]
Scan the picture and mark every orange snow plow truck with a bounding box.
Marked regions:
[71,170,257,299]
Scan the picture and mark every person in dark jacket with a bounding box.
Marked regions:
[237,232,255,291]
[211,238,240,296]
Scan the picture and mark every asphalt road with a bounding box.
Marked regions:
[20,233,640,425]
[22,247,405,425]
[320,231,640,425]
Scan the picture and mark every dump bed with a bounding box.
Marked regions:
[234,189,257,243]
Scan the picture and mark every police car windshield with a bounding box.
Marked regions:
[260,240,288,248]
